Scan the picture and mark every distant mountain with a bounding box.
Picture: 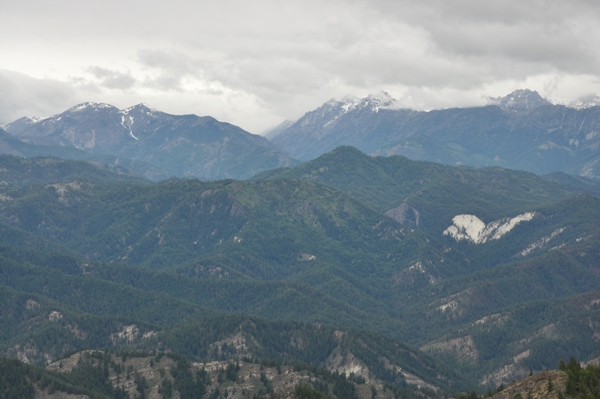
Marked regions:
[0,127,171,181]
[262,119,295,140]
[0,154,148,189]
[271,90,600,179]
[271,92,415,161]
[3,116,41,134]
[487,89,551,111]
[6,103,299,180]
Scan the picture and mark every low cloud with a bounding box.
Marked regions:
[0,70,79,124]
[88,67,136,90]
[2,0,600,131]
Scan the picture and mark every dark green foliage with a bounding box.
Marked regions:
[0,352,130,399]
[331,371,358,399]
[0,154,148,189]
[1,145,600,391]
[563,357,600,398]
[226,362,239,382]
[456,391,479,399]
[256,146,577,232]
[171,357,210,399]
[159,377,174,399]
[294,384,335,399]
[0,358,34,399]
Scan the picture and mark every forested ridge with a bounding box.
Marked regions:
[0,150,599,397]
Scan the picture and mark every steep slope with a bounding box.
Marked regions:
[7,103,299,180]
[378,102,600,178]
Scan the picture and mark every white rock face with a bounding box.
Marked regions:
[443,212,535,244]
[520,227,565,256]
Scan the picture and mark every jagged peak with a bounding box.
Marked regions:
[2,116,43,134]
[488,89,551,111]
[362,91,400,111]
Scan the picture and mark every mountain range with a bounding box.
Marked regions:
[270,90,600,179]
[3,102,298,181]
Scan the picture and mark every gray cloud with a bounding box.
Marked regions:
[1,0,600,131]
[88,67,136,90]
[0,70,79,124]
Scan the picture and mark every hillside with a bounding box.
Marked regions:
[0,349,459,399]
[254,146,587,236]
[0,129,171,181]
[0,154,599,389]
[0,154,149,188]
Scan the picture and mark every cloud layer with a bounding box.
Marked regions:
[2,0,600,132]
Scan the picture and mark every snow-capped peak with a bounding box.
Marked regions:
[488,89,551,111]
[2,116,43,134]
[327,92,400,114]
[566,94,600,110]
[361,91,400,112]
[121,103,160,115]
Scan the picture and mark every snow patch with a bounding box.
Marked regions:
[120,114,139,140]
[567,94,600,110]
[443,212,535,244]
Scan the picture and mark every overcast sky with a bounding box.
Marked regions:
[1,0,600,133]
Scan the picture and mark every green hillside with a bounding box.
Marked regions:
[1,154,600,390]
[254,146,578,236]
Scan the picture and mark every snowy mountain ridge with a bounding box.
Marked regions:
[487,89,551,111]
